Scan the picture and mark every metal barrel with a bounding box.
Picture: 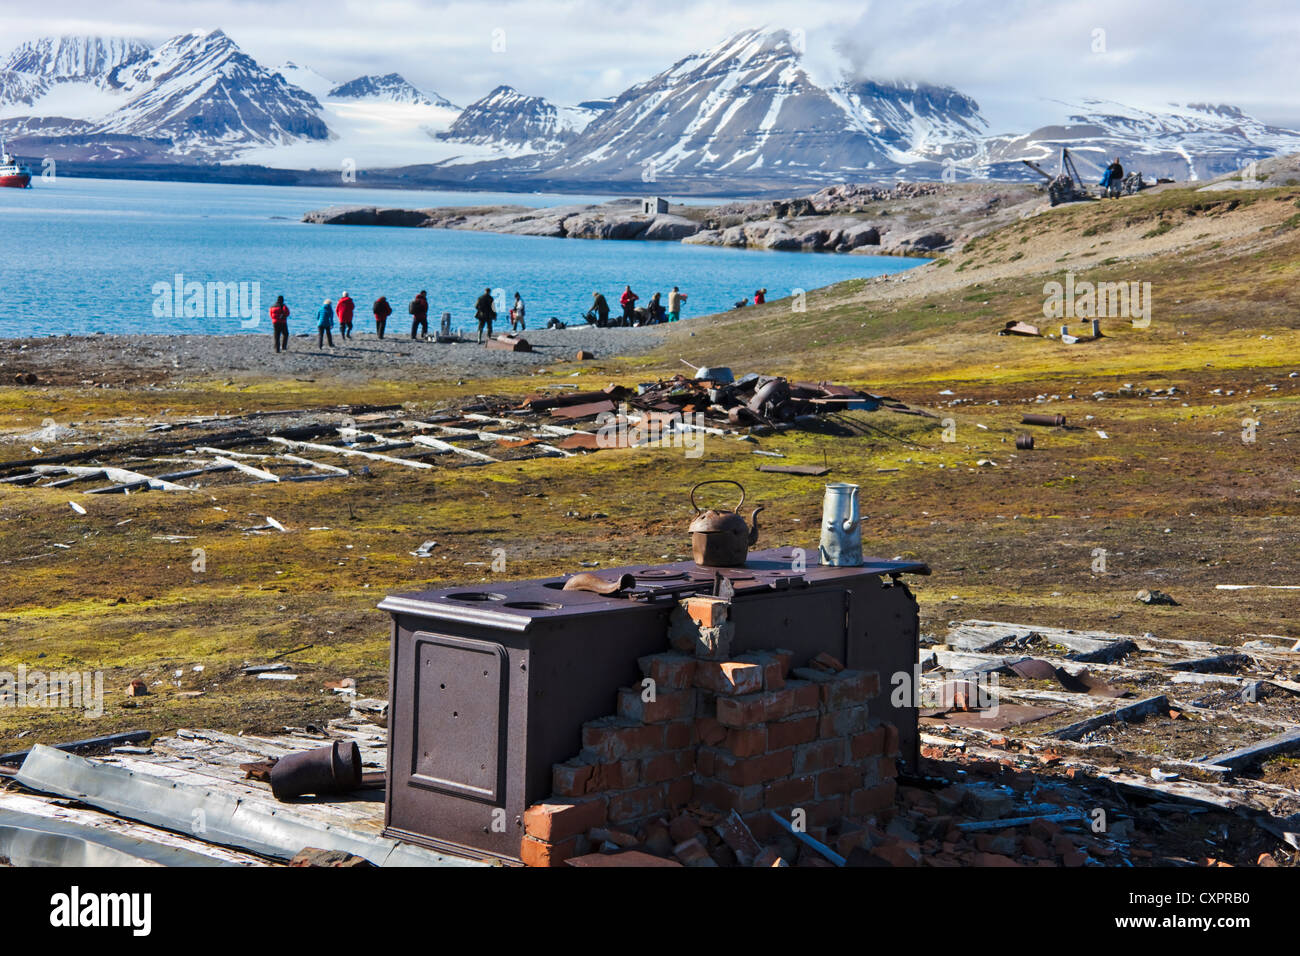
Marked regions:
[1021,413,1065,427]
[1015,433,1035,450]
[270,740,362,800]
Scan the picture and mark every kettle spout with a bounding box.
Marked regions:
[842,517,859,534]
[748,506,764,547]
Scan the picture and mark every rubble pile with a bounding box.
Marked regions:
[519,596,900,867]
[518,372,917,444]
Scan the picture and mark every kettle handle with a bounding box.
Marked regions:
[690,479,745,514]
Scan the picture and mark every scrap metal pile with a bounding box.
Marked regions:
[517,369,921,451]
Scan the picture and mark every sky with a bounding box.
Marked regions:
[2,0,1298,132]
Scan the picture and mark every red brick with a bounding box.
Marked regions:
[552,757,637,796]
[641,751,695,784]
[668,813,704,844]
[764,774,816,809]
[664,720,694,749]
[666,775,694,809]
[819,705,873,738]
[637,652,697,689]
[768,715,819,749]
[582,717,665,760]
[804,796,845,827]
[695,716,727,747]
[771,648,795,675]
[692,778,764,814]
[736,651,787,690]
[878,757,898,779]
[811,651,845,672]
[523,798,607,842]
[704,748,794,787]
[519,835,579,867]
[683,596,729,627]
[870,841,918,867]
[815,766,860,797]
[848,779,897,817]
[617,687,696,723]
[715,687,799,728]
[741,812,782,843]
[787,679,820,714]
[883,723,900,756]
[608,785,666,826]
[793,738,846,775]
[819,670,880,711]
[694,660,764,696]
[722,726,768,758]
[850,727,886,761]
[673,838,717,867]
[551,760,593,797]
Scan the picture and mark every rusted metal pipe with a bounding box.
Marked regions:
[270,740,362,801]
[1015,433,1035,450]
[1021,413,1065,427]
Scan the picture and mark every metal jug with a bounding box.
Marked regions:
[818,483,862,567]
[688,480,762,568]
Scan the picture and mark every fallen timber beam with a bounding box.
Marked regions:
[266,436,434,469]
[409,434,499,463]
[1200,729,1300,773]
[211,455,280,483]
[460,413,592,438]
[34,464,188,492]
[195,446,348,475]
[1046,694,1170,741]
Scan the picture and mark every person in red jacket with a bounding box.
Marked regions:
[754,288,766,305]
[336,291,355,340]
[372,295,392,339]
[619,285,638,326]
[269,295,290,352]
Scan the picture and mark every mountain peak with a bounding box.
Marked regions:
[327,72,454,108]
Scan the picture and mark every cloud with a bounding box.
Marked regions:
[1,0,1296,125]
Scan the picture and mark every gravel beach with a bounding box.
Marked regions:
[0,324,672,386]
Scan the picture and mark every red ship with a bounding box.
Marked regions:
[0,140,33,188]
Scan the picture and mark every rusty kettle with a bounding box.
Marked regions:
[688,480,762,568]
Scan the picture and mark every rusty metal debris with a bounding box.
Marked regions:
[270,740,363,801]
[688,480,761,568]
[1021,413,1065,427]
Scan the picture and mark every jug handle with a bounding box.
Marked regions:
[690,479,745,514]
[841,486,860,533]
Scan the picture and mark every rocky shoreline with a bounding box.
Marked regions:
[301,181,1040,256]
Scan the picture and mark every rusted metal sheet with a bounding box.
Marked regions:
[550,400,616,420]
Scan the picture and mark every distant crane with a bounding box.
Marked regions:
[1022,147,1093,205]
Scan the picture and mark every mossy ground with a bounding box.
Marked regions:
[1,179,1298,750]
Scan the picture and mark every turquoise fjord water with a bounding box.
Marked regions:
[0,176,924,338]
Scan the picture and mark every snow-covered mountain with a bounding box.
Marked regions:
[536,28,987,183]
[0,35,150,113]
[1,26,1298,187]
[96,30,326,154]
[4,35,151,78]
[0,30,326,159]
[328,72,455,108]
[976,100,1300,182]
[438,84,601,152]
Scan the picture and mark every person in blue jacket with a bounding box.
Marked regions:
[316,298,335,348]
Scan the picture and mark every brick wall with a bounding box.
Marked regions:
[520,596,902,866]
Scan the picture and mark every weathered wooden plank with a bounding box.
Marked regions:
[267,436,434,469]
[1046,695,1170,741]
[1201,729,1300,772]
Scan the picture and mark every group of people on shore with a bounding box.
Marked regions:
[584,285,688,327]
[266,284,694,351]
